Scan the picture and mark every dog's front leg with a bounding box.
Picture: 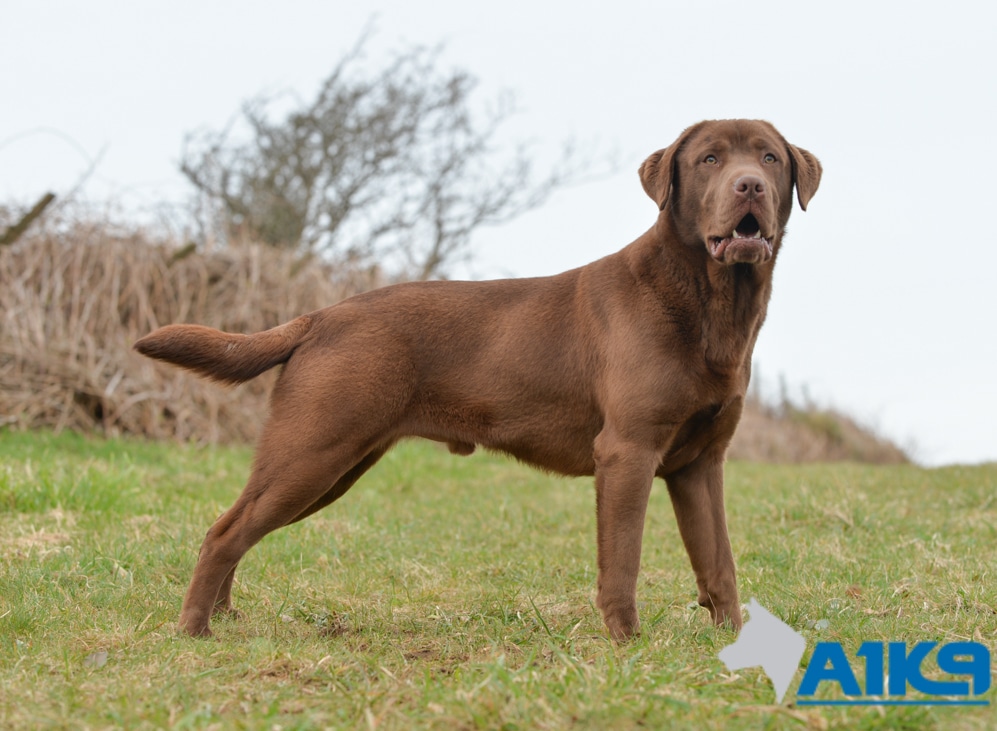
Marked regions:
[664,448,742,630]
[593,431,659,641]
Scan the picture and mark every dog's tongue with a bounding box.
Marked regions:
[711,236,773,264]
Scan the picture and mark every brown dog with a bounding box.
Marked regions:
[135,119,821,640]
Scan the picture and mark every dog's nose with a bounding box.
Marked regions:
[734,175,766,199]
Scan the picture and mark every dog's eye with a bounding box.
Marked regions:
[704,155,718,165]
[763,153,777,163]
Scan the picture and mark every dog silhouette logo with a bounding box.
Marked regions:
[718,598,806,703]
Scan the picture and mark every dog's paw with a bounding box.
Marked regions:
[179,623,214,639]
[603,611,641,643]
[179,611,214,638]
[212,605,242,620]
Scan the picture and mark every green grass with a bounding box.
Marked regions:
[0,430,994,730]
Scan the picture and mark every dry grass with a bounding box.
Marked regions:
[732,393,908,464]
[0,215,381,442]
[0,214,907,462]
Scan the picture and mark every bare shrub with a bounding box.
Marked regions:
[181,34,581,280]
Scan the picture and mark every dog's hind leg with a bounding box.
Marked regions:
[284,445,391,526]
[213,566,238,616]
[207,445,391,619]
[178,418,391,637]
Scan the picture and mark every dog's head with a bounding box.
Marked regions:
[639,120,821,265]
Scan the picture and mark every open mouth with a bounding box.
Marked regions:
[709,213,774,264]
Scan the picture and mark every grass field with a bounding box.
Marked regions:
[0,430,994,730]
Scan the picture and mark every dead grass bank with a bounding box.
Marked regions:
[1,218,378,442]
[0,217,906,463]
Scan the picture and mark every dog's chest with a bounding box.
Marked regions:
[659,396,742,474]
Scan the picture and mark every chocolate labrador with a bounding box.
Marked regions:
[135,119,821,639]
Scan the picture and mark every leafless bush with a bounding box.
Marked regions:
[181,33,581,279]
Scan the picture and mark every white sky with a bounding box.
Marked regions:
[2,0,994,466]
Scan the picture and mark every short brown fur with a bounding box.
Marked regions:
[134,120,821,640]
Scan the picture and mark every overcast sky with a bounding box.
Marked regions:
[3,0,994,466]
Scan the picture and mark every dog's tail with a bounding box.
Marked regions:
[133,315,314,385]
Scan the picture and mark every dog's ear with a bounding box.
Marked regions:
[639,123,703,211]
[638,148,673,210]
[787,144,822,211]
